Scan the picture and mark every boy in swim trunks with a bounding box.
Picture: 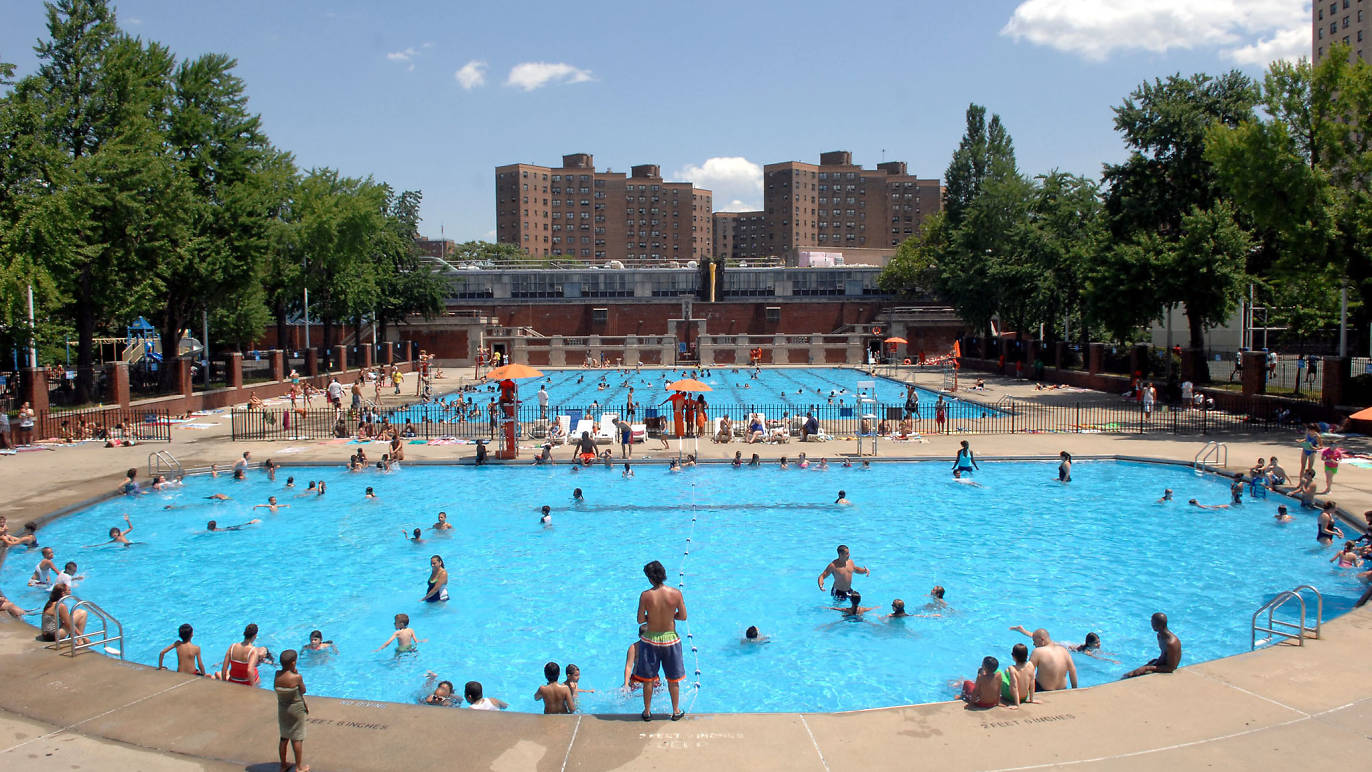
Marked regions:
[373,614,425,655]
[156,623,206,675]
[633,560,688,721]
[1003,643,1034,706]
[534,662,573,714]
[958,656,1004,709]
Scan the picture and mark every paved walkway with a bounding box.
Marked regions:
[1,369,1369,771]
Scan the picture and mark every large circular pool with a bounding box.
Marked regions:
[1,459,1363,713]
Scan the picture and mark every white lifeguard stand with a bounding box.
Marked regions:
[857,379,878,456]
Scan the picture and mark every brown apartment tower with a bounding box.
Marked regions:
[495,153,712,264]
[712,150,942,261]
[1315,0,1370,62]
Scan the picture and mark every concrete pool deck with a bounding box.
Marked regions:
[1,371,1370,770]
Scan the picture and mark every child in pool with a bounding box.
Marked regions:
[1330,542,1363,568]
[563,664,594,711]
[374,613,425,655]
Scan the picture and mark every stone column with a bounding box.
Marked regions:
[1322,356,1350,408]
[1241,351,1267,396]
[332,344,347,373]
[175,357,194,397]
[22,368,49,413]
[305,349,319,377]
[228,352,243,390]
[269,349,284,382]
[382,341,394,365]
[1053,341,1067,369]
[1087,343,1104,375]
[361,344,373,369]
[104,362,130,408]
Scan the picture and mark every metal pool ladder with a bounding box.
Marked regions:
[1251,585,1322,650]
[1194,441,1227,472]
[148,449,183,479]
[45,597,125,660]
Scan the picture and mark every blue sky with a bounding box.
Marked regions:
[0,0,1312,241]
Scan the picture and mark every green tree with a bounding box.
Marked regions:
[372,188,446,344]
[1101,71,1258,379]
[943,104,1018,228]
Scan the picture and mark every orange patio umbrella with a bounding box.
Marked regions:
[665,378,712,392]
[1348,406,1372,421]
[484,363,544,381]
[884,337,908,345]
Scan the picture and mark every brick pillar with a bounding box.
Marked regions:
[104,362,130,408]
[175,357,194,397]
[1322,356,1350,408]
[304,349,319,377]
[269,349,284,382]
[333,344,347,373]
[1087,343,1104,375]
[1241,351,1267,395]
[1054,341,1067,369]
[1129,344,1148,378]
[361,344,373,369]
[382,342,394,365]
[23,368,49,413]
[229,352,243,390]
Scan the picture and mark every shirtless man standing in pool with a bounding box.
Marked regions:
[1022,628,1077,691]
[818,544,869,601]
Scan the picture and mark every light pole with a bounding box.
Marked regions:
[27,284,37,368]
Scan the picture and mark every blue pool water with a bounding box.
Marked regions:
[428,366,993,416]
[2,461,1362,714]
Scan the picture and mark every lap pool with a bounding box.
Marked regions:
[2,460,1363,714]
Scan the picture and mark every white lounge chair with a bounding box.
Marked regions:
[549,415,571,445]
[572,419,595,443]
[630,423,646,443]
[595,413,620,444]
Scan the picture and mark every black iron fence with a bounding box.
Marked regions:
[231,396,1291,441]
[36,407,173,442]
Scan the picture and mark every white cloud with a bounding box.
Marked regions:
[505,62,594,91]
[673,157,763,211]
[455,60,487,90]
[1228,25,1311,66]
[386,47,422,72]
[1002,0,1311,65]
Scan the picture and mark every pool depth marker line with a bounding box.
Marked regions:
[798,715,832,771]
[0,678,195,756]
[559,714,582,772]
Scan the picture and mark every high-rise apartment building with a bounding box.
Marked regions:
[712,151,941,261]
[495,153,712,264]
[1314,0,1369,63]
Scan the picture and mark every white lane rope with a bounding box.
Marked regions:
[674,481,703,712]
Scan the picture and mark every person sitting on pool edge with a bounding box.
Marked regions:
[1122,612,1182,679]
[958,656,1005,709]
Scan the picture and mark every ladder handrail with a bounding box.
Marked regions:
[1251,584,1323,650]
[45,597,124,660]
[147,449,183,479]
[1194,441,1228,471]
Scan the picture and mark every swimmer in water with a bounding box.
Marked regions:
[206,493,231,501]
[668,459,681,472]
[883,599,911,619]
[432,511,453,530]
[304,630,336,653]
[317,481,327,496]
[373,613,425,654]
[572,487,584,502]
[623,463,634,479]
[206,519,261,532]
[1009,625,1119,663]
[924,586,949,613]
[253,496,288,514]
[420,673,456,705]
[743,625,769,643]
[540,505,552,525]
[835,490,852,505]
[952,469,985,487]
[1187,499,1230,510]
[284,476,295,488]
[403,528,424,542]
[1157,489,1173,503]
[365,487,377,499]
[1274,505,1293,522]
[85,515,133,547]
[829,590,877,616]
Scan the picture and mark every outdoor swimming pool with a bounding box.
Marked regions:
[2,460,1363,714]
[434,366,986,416]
